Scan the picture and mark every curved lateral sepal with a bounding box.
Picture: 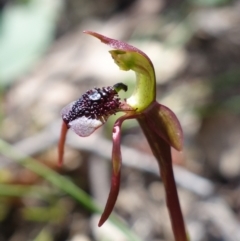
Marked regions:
[144,102,183,151]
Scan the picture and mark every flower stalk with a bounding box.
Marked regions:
[138,116,187,241]
[58,31,189,241]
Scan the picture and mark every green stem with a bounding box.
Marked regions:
[138,117,188,241]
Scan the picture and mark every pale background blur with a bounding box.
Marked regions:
[0,0,240,241]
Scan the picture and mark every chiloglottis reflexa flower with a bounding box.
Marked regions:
[58,31,188,241]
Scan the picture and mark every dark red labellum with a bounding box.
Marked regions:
[62,86,123,124]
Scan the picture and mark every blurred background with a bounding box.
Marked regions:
[0,0,240,240]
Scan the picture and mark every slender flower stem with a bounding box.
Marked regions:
[138,117,188,241]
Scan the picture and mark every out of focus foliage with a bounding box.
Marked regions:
[0,0,63,87]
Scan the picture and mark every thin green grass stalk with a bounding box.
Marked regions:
[0,138,141,241]
[0,184,52,199]
[33,228,53,241]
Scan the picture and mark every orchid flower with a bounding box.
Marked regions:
[58,31,188,241]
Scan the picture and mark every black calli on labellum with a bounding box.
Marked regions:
[61,83,128,137]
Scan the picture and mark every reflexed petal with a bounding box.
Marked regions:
[98,114,137,226]
[69,116,104,137]
[58,116,104,166]
[59,100,105,166]
[144,102,183,151]
[98,172,120,227]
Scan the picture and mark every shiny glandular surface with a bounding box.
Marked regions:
[61,86,122,137]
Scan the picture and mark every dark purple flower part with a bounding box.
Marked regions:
[58,31,188,241]
[58,83,133,165]
[61,86,122,137]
